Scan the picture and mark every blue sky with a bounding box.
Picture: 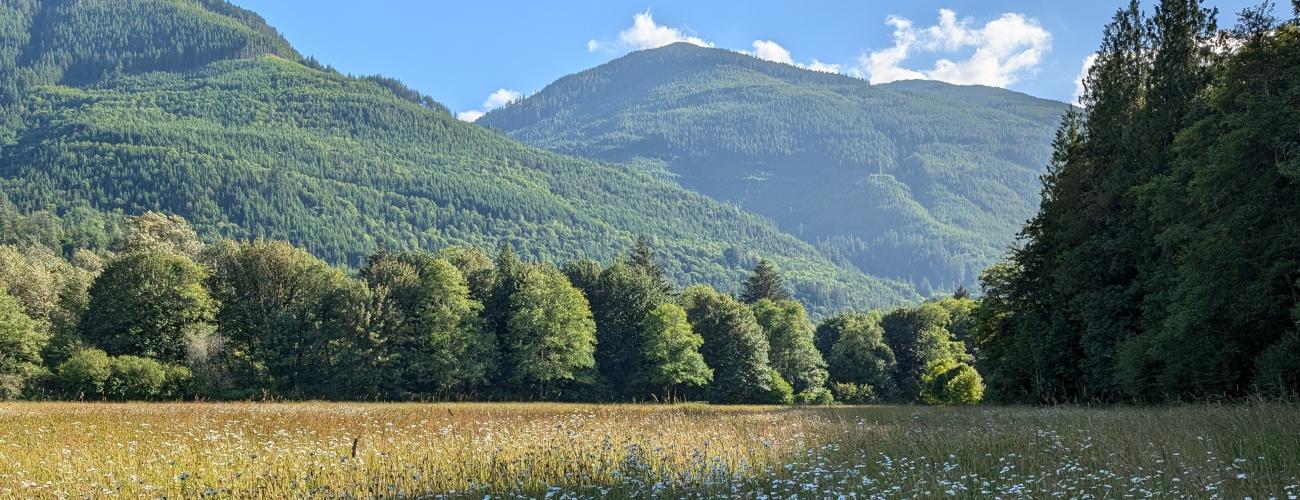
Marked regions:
[233,1,1258,119]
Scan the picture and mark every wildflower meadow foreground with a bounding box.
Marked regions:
[1,403,1297,498]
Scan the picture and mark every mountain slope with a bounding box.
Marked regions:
[0,0,918,315]
[480,43,1069,293]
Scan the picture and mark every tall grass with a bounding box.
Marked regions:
[0,402,1296,497]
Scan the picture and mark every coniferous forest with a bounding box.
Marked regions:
[974,0,1300,403]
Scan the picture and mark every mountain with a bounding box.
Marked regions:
[479,43,1070,293]
[0,0,918,315]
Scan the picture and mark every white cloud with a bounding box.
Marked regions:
[750,40,793,64]
[745,40,841,73]
[855,9,1050,88]
[805,59,841,74]
[456,110,486,122]
[1072,53,1098,105]
[589,11,712,53]
[456,88,523,122]
[483,88,522,110]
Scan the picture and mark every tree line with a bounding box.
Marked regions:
[0,210,981,404]
[972,0,1300,403]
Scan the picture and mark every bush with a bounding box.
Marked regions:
[106,355,167,400]
[1254,332,1300,398]
[831,382,877,404]
[56,348,113,399]
[760,368,794,404]
[921,360,984,405]
[161,364,197,400]
[794,387,835,405]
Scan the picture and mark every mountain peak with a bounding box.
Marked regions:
[480,47,1068,294]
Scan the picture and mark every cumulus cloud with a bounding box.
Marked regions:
[750,40,794,64]
[456,110,486,122]
[854,9,1050,88]
[744,40,840,73]
[1072,53,1098,106]
[456,88,523,122]
[588,11,712,53]
[483,88,522,109]
[805,59,842,74]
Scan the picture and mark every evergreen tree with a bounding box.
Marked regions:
[628,235,673,295]
[740,258,790,304]
[586,261,667,398]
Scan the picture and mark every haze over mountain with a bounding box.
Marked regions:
[0,0,920,316]
[480,43,1070,294]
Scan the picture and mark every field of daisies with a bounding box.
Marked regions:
[1,403,1297,498]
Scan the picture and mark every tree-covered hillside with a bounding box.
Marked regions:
[480,44,1069,294]
[0,0,919,315]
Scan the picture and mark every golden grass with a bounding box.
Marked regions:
[0,402,1297,497]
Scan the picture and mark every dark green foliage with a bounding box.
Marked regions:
[628,235,673,295]
[752,299,827,393]
[436,246,497,304]
[481,43,1066,295]
[359,251,495,398]
[741,259,790,304]
[794,387,835,405]
[82,251,215,363]
[586,261,667,398]
[830,382,877,404]
[0,1,914,318]
[881,303,969,402]
[104,355,167,401]
[823,312,896,395]
[204,239,347,396]
[975,2,1300,402]
[680,285,777,403]
[1255,331,1300,397]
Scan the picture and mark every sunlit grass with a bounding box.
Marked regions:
[1,402,1296,497]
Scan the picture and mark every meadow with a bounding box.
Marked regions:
[0,403,1297,498]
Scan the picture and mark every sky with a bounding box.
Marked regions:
[232,1,1259,121]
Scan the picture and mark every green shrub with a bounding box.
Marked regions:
[921,360,985,405]
[794,387,835,405]
[56,348,113,399]
[161,364,197,400]
[106,355,167,400]
[1254,332,1300,398]
[831,382,877,404]
[761,369,794,405]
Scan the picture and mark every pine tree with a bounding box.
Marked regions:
[740,259,790,304]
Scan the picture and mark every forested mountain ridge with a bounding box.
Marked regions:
[480,43,1070,294]
[0,0,919,315]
